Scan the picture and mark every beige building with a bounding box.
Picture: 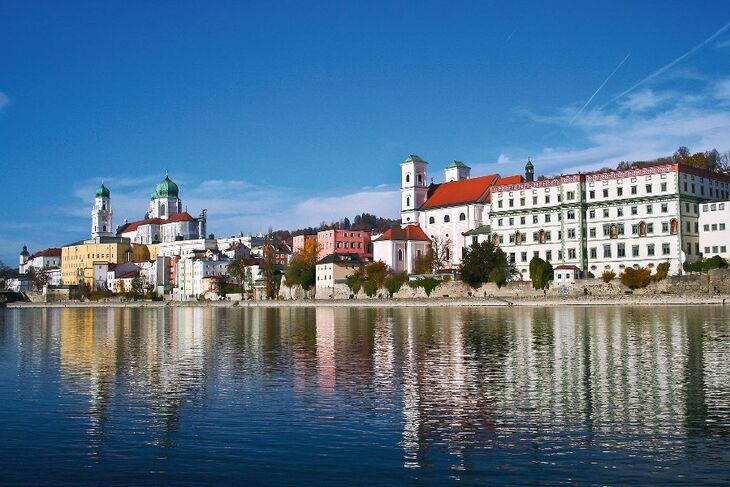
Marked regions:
[61,238,150,286]
[315,253,363,289]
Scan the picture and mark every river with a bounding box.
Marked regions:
[0,306,728,485]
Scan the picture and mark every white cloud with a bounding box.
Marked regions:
[501,75,730,176]
[496,153,512,164]
[0,91,9,110]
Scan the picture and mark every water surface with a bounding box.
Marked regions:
[0,306,728,485]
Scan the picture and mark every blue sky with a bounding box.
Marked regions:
[2,1,730,265]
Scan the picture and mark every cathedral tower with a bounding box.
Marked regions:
[91,183,113,239]
[401,155,428,226]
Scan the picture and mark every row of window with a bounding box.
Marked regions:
[589,202,671,219]
[702,223,727,232]
[704,245,728,254]
[335,242,363,249]
[702,202,727,212]
[428,213,467,224]
[590,242,673,259]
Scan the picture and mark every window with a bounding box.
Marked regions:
[533,196,538,205]
[459,212,466,221]
[647,223,654,234]
[603,189,609,198]
[520,216,526,225]
[646,184,652,193]
[406,196,410,207]
[617,207,624,217]
[568,248,576,259]
[712,224,718,231]
[631,186,637,195]
[662,222,669,232]
[661,203,668,213]
[618,223,625,235]
[521,252,527,262]
[603,208,609,218]
[603,224,611,236]
[444,215,450,223]
[646,204,653,214]
[589,190,595,199]
[721,223,727,231]
[497,218,503,227]
[603,244,612,258]
[417,174,423,184]
[546,250,553,261]
[405,174,410,183]
[509,217,514,225]
[632,245,639,257]
[661,182,667,192]
[722,246,727,253]
[617,187,623,196]
[647,244,655,256]
[568,228,576,239]
[589,210,595,219]
[662,243,670,255]
[509,199,514,207]
[567,191,575,200]
[631,206,638,215]
[498,200,503,208]
[617,243,626,257]
[520,198,525,206]
[429,216,435,224]
[398,249,403,261]
[567,210,576,220]
[545,214,551,223]
[590,247,597,259]
[533,215,538,224]
[705,246,711,254]
[704,224,710,231]
[589,227,596,238]
[545,196,551,204]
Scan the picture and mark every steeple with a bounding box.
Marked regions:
[91,182,113,239]
[525,158,535,182]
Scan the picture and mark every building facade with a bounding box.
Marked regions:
[372,226,431,274]
[699,200,730,260]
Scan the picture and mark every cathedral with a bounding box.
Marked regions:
[91,174,207,244]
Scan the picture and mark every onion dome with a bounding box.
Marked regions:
[154,175,179,198]
[95,183,110,198]
[20,245,29,256]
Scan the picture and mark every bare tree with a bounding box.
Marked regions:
[431,236,453,272]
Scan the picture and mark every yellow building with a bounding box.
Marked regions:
[61,239,150,285]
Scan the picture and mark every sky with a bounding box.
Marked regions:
[2,0,730,265]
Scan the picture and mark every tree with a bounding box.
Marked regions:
[228,257,247,293]
[261,230,280,299]
[345,266,365,294]
[459,240,509,288]
[653,262,671,281]
[673,146,690,164]
[365,261,388,287]
[130,277,144,299]
[285,239,322,291]
[384,272,408,297]
[26,266,49,291]
[431,236,452,272]
[115,280,127,295]
[601,271,616,283]
[413,248,435,275]
[529,256,553,290]
[0,260,14,279]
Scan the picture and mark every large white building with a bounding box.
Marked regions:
[372,225,431,274]
[390,154,730,279]
[116,175,207,244]
[699,200,730,260]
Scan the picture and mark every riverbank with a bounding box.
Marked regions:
[5,294,729,309]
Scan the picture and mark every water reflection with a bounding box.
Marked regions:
[0,305,728,484]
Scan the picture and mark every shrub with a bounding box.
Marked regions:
[489,267,507,288]
[363,279,378,297]
[529,256,553,290]
[587,272,595,279]
[408,277,443,296]
[384,272,408,297]
[620,267,652,289]
[653,262,670,281]
[684,256,729,273]
[601,271,616,283]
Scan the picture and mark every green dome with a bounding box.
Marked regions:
[95,183,110,198]
[154,175,179,198]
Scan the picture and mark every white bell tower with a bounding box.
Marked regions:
[401,155,428,226]
[91,183,113,239]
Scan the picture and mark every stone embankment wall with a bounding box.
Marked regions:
[276,272,729,301]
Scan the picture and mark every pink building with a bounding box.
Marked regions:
[316,229,371,260]
[292,234,317,254]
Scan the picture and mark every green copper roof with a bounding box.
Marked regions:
[154,175,179,198]
[446,160,470,169]
[95,183,110,198]
[402,154,426,164]
[462,225,491,236]
[525,159,534,169]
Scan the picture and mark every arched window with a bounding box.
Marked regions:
[405,174,410,183]
[398,249,404,261]
[670,218,678,235]
[444,215,450,223]
[445,247,450,260]
[459,212,466,221]
[417,174,423,184]
[161,204,166,216]
[639,221,647,237]
[406,196,410,207]
[102,225,106,232]
[429,216,435,224]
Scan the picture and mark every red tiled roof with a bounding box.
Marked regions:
[30,248,62,259]
[420,174,500,209]
[554,264,579,270]
[167,212,196,222]
[374,225,431,242]
[117,212,197,234]
[116,271,139,279]
[493,174,524,187]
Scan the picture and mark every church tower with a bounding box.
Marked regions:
[525,158,534,182]
[19,245,29,268]
[401,155,428,226]
[147,174,182,220]
[91,183,113,239]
